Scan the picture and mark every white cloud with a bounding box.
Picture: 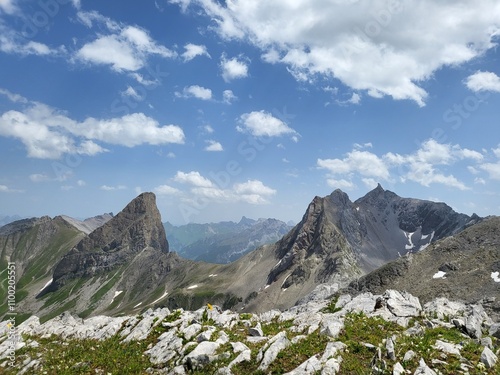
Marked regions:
[0,184,22,193]
[318,150,390,180]
[129,73,158,86]
[480,162,500,180]
[121,86,143,100]
[465,71,500,93]
[76,13,175,72]
[0,0,17,14]
[177,85,212,100]
[234,179,276,196]
[167,152,176,158]
[203,125,214,134]
[174,171,213,187]
[0,88,27,103]
[318,139,482,191]
[0,100,184,159]
[100,185,127,191]
[204,140,223,152]
[220,55,248,82]
[182,43,210,61]
[172,171,276,205]
[77,180,86,186]
[0,29,59,56]
[177,0,500,106]
[222,89,237,104]
[475,177,486,185]
[237,110,296,137]
[493,146,500,158]
[326,178,356,190]
[154,184,180,195]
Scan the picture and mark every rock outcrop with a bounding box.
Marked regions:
[45,192,168,293]
[347,216,500,320]
[1,289,498,374]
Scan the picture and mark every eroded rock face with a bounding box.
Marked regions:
[46,192,168,293]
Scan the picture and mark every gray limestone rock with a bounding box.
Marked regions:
[258,331,291,371]
[249,322,264,337]
[433,340,461,356]
[480,346,498,369]
[393,362,405,375]
[413,358,437,375]
[384,290,422,317]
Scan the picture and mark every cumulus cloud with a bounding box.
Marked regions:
[220,54,248,82]
[174,171,213,187]
[465,71,500,93]
[318,150,391,181]
[176,85,212,100]
[204,140,223,152]
[222,89,237,104]
[182,43,210,61]
[237,110,297,138]
[172,171,276,205]
[0,99,184,159]
[76,11,175,72]
[100,185,127,191]
[176,0,500,106]
[318,139,485,191]
[154,184,180,195]
[0,26,60,56]
[326,178,356,191]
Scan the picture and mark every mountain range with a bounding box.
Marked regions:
[0,185,491,325]
[166,217,292,263]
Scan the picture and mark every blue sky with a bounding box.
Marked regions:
[1,0,500,225]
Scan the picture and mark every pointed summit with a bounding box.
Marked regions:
[46,192,169,293]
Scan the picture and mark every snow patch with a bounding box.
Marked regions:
[151,290,169,305]
[187,285,198,290]
[208,274,218,277]
[39,278,53,292]
[264,285,270,289]
[491,272,500,283]
[134,302,142,308]
[433,271,446,279]
[356,207,360,211]
[281,274,291,289]
[109,290,123,305]
[404,231,415,250]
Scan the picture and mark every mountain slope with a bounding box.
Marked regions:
[216,185,480,313]
[347,216,500,319]
[60,213,113,234]
[0,216,85,319]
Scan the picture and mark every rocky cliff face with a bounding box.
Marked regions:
[225,184,481,313]
[347,216,500,320]
[46,192,169,293]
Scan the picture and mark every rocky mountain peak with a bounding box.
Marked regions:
[45,192,169,294]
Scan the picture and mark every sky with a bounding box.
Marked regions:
[0,0,500,225]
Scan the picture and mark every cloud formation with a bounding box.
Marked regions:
[237,110,297,137]
[178,0,500,106]
[220,54,248,82]
[465,71,500,93]
[182,43,210,61]
[318,139,487,191]
[76,11,175,72]
[0,98,184,159]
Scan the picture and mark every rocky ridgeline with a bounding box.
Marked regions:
[1,289,499,374]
